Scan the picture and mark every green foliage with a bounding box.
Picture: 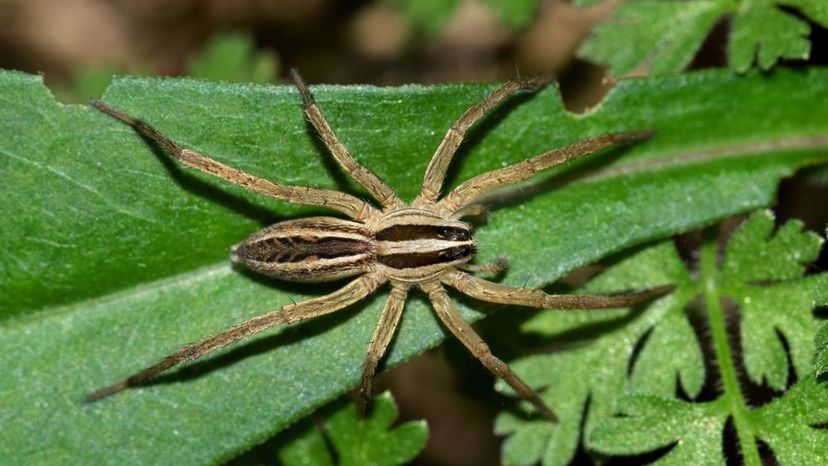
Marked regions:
[580,0,828,76]
[391,0,458,34]
[187,32,279,84]
[495,242,698,466]
[2,68,828,464]
[497,211,828,465]
[818,225,828,380]
[52,64,129,103]
[483,0,542,28]
[392,0,541,33]
[722,214,825,389]
[273,393,427,466]
[816,323,828,378]
[588,396,725,464]
[590,375,828,464]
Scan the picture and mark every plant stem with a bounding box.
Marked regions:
[700,229,761,466]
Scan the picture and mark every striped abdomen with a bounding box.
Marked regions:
[232,209,476,283]
[232,217,373,282]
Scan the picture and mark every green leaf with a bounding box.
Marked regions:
[326,392,427,466]
[498,242,699,466]
[817,324,828,378]
[580,1,727,76]
[588,396,726,464]
[722,211,822,283]
[593,374,828,464]
[2,68,828,464]
[274,423,333,466]
[580,0,828,76]
[730,0,812,72]
[273,393,427,466]
[483,0,541,28]
[811,234,828,379]
[495,412,558,466]
[721,211,826,389]
[502,211,827,465]
[187,32,279,84]
[748,375,828,464]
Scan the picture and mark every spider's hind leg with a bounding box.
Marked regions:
[421,281,558,420]
[442,270,673,310]
[357,284,410,416]
[85,273,385,403]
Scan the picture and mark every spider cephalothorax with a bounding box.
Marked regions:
[86,70,669,420]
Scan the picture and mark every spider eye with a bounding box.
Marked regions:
[438,226,471,241]
[442,245,473,261]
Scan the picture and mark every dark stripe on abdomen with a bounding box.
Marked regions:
[379,245,474,269]
[238,236,370,264]
[375,224,471,242]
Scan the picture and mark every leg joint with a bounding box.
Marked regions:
[390,284,410,299]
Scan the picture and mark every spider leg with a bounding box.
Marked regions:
[457,257,508,275]
[415,77,551,206]
[357,283,410,415]
[290,69,403,211]
[420,280,557,420]
[436,131,652,214]
[91,100,376,222]
[450,203,488,220]
[84,273,385,403]
[442,270,673,310]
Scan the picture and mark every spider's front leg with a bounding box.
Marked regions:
[437,131,652,214]
[90,99,377,222]
[290,69,404,211]
[415,77,551,206]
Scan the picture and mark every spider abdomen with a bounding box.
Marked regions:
[232,217,374,282]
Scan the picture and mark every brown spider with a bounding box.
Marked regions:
[85,70,669,420]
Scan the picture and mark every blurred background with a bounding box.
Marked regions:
[0,0,632,110]
[2,0,826,464]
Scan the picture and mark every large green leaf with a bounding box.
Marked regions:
[2,68,828,464]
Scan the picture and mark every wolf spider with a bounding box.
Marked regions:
[86,70,668,420]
